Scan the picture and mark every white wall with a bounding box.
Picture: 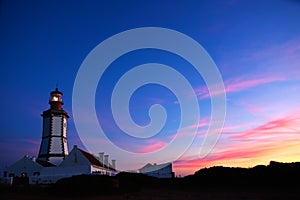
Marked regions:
[30,165,91,184]
[4,156,43,177]
[59,146,90,167]
[141,164,173,178]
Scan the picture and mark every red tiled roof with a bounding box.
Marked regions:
[78,149,101,166]
[78,149,116,171]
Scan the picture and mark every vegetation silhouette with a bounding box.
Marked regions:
[184,161,300,188]
[1,161,300,199]
[52,161,300,195]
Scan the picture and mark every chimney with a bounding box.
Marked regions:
[99,152,104,166]
[104,155,109,168]
[111,159,116,170]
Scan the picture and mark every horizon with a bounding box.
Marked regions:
[1,0,300,177]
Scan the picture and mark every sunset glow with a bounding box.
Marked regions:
[1,0,300,176]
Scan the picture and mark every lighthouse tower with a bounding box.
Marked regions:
[37,87,69,165]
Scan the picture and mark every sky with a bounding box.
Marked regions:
[1,0,300,176]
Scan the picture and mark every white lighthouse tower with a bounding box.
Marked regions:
[37,87,69,165]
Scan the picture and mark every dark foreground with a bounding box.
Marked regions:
[1,161,300,199]
[1,184,300,200]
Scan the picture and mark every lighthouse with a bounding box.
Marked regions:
[37,87,69,165]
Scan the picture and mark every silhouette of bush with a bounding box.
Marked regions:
[116,172,161,192]
[12,176,29,185]
[54,175,119,195]
[186,161,300,188]
[14,160,300,197]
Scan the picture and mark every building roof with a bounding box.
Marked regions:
[50,87,63,95]
[36,159,56,167]
[78,148,116,171]
[78,149,102,166]
[139,162,172,173]
[5,156,43,175]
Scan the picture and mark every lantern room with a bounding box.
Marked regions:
[49,88,63,109]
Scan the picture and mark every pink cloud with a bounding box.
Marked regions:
[173,111,300,175]
[225,76,285,93]
[238,101,268,116]
[231,111,300,141]
[180,118,210,132]
[174,144,289,176]
[220,123,255,133]
[167,118,210,140]
[174,138,299,175]
[175,147,267,168]
[0,138,41,166]
[137,140,167,153]
[245,37,300,63]
[22,139,40,145]
[197,76,285,99]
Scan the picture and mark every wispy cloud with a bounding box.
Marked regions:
[231,113,300,141]
[243,37,300,64]
[22,139,40,145]
[137,140,167,153]
[225,76,285,93]
[237,101,269,116]
[196,75,285,99]
[0,138,41,166]
[195,37,300,101]
[174,111,300,175]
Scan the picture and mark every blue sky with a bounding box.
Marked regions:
[1,0,300,176]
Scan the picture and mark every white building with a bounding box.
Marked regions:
[2,155,55,184]
[3,156,43,179]
[3,88,117,184]
[3,145,117,184]
[30,145,117,184]
[139,162,174,178]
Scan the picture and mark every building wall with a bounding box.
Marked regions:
[4,146,117,184]
[29,147,117,184]
[4,156,42,178]
[91,165,116,176]
[142,164,174,178]
[30,165,91,184]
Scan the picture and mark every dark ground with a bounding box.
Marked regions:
[1,185,300,200]
[1,161,300,200]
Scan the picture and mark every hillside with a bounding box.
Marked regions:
[185,161,300,187]
[1,161,300,199]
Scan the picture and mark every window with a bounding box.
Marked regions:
[33,172,40,176]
